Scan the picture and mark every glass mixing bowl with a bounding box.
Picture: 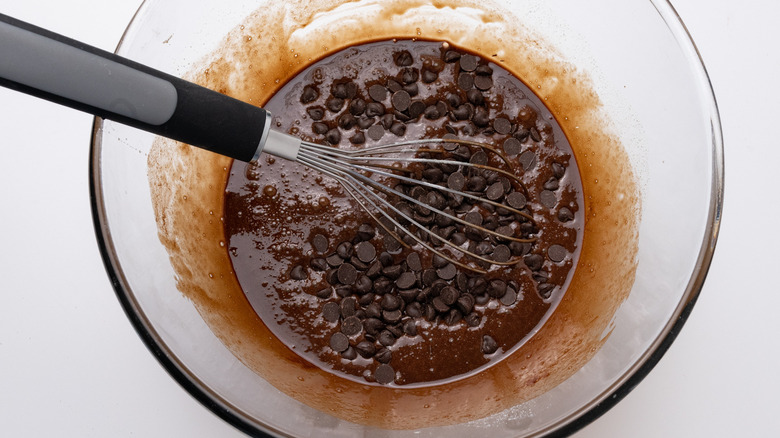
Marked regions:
[90,0,723,436]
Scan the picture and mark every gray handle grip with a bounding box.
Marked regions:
[0,13,271,162]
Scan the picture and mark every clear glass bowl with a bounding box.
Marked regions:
[90,0,723,436]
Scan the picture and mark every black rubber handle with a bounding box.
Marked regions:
[0,13,269,162]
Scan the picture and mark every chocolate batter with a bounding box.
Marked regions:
[223,40,583,386]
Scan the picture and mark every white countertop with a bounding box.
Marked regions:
[1,0,777,436]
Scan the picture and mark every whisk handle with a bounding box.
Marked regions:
[0,13,270,162]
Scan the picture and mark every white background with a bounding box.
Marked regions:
[0,1,777,436]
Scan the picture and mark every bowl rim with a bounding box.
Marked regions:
[88,0,724,436]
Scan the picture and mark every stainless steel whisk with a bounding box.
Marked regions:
[0,13,535,272]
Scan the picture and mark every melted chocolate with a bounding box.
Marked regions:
[223,40,583,386]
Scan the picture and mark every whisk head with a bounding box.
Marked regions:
[293,137,536,274]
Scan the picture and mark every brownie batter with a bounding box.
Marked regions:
[223,40,583,386]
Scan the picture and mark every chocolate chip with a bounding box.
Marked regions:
[394,50,413,66]
[466,89,485,106]
[423,105,441,120]
[403,319,418,336]
[326,269,340,285]
[500,288,517,306]
[487,279,507,298]
[452,104,471,120]
[349,131,365,145]
[447,172,466,191]
[431,296,450,313]
[341,316,363,336]
[386,79,403,93]
[506,192,527,209]
[458,72,474,90]
[326,97,344,112]
[444,50,461,63]
[446,93,462,109]
[465,312,481,327]
[422,68,438,83]
[378,330,396,346]
[391,90,411,112]
[329,332,349,352]
[558,207,574,222]
[440,286,459,306]
[323,302,342,325]
[395,272,417,290]
[301,85,319,103]
[503,137,522,156]
[382,309,402,324]
[326,253,344,268]
[390,122,406,136]
[310,258,328,271]
[346,97,365,115]
[403,82,419,97]
[524,254,544,271]
[475,64,493,75]
[357,117,375,129]
[486,182,505,201]
[492,244,511,262]
[369,84,388,102]
[510,241,531,256]
[530,126,542,142]
[373,349,390,365]
[331,82,349,99]
[356,341,376,358]
[459,54,478,71]
[406,253,422,272]
[382,264,403,280]
[307,106,325,120]
[493,117,512,135]
[337,241,354,259]
[422,167,444,183]
[401,67,419,84]
[548,244,567,262]
[470,150,488,166]
[338,113,356,130]
[473,106,490,127]
[316,287,332,299]
[312,122,329,135]
[518,150,537,170]
[406,302,422,318]
[290,265,307,280]
[379,252,394,267]
[340,297,357,318]
[341,346,357,360]
[456,294,475,314]
[325,128,341,145]
[538,283,555,299]
[422,269,438,286]
[544,177,560,191]
[552,162,566,179]
[367,124,384,140]
[374,364,395,384]
[474,75,493,91]
[468,175,487,192]
[441,308,460,325]
[338,263,358,285]
[409,100,426,118]
[432,254,449,269]
[312,234,329,253]
[355,274,373,294]
[540,190,557,208]
[355,241,377,263]
[335,285,352,298]
[481,335,498,354]
[436,263,457,280]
